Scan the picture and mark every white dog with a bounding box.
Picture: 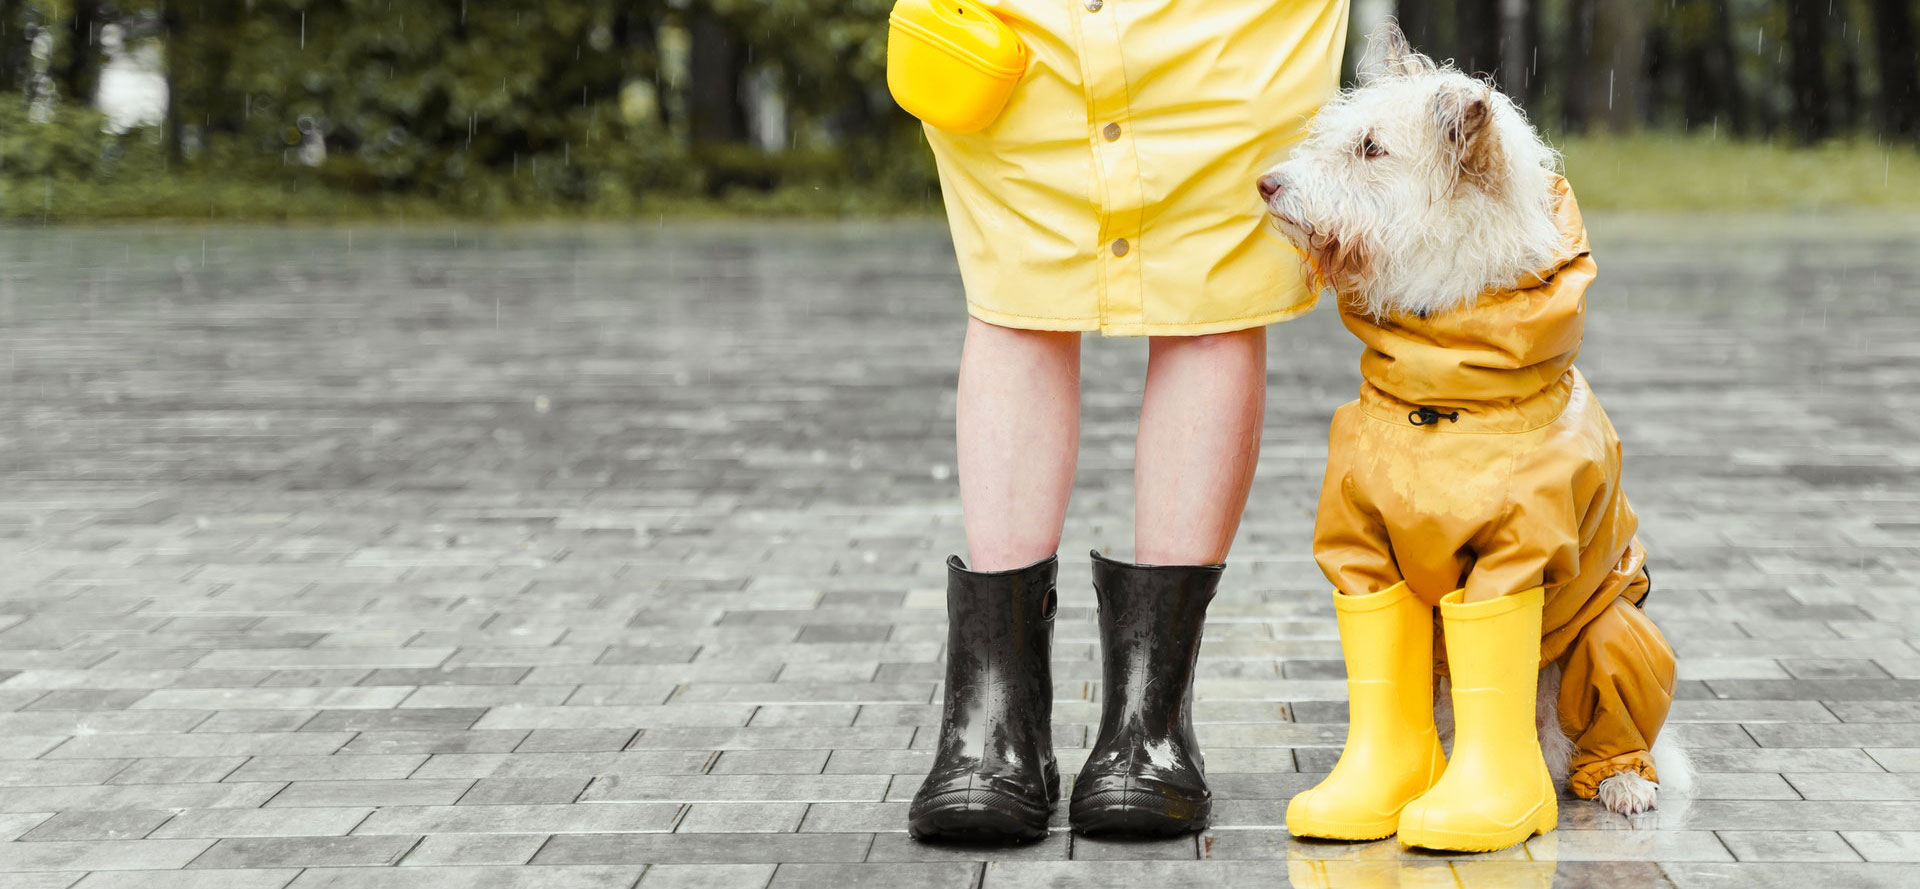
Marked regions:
[1261,24,1687,818]
[1260,31,1563,319]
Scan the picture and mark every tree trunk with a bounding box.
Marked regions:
[1585,0,1646,132]
[1677,27,1709,132]
[1395,0,1440,59]
[610,8,668,130]
[0,0,23,95]
[1707,0,1746,136]
[61,0,101,108]
[1512,0,1540,109]
[162,0,182,163]
[1870,0,1920,138]
[1454,0,1500,80]
[1784,0,1830,142]
[686,10,746,145]
[1834,2,1861,132]
[1673,2,1721,134]
[1561,0,1593,132]
[1642,20,1670,129]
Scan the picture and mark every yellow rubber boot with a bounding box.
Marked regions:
[1286,583,1447,840]
[1397,587,1558,852]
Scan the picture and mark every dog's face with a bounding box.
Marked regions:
[1259,24,1563,318]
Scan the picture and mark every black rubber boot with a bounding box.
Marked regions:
[908,554,1060,842]
[1069,550,1222,836]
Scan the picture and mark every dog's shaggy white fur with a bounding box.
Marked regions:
[1260,24,1564,318]
[1264,23,1689,817]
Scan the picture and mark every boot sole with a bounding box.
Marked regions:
[1069,789,1210,836]
[908,788,1054,843]
[1396,803,1557,852]
[1284,814,1400,842]
[1284,793,1416,841]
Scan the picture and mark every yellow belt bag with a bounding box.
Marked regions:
[886,0,1028,133]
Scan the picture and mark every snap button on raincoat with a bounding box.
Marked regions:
[1312,178,1675,796]
[925,1,1351,336]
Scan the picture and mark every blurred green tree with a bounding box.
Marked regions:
[5,0,1918,219]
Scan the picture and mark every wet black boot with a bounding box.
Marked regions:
[1069,550,1222,836]
[908,554,1060,842]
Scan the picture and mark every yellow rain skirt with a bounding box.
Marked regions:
[925,0,1350,336]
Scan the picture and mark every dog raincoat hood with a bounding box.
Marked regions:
[1311,177,1675,798]
[1341,176,1592,428]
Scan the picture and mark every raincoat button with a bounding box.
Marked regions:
[1111,238,1130,257]
[1084,0,1102,11]
[1103,123,1122,141]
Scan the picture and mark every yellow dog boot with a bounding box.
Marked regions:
[1397,587,1558,852]
[1286,583,1447,840]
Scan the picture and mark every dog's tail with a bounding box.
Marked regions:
[1651,730,1692,798]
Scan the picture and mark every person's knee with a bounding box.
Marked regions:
[1148,327,1265,359]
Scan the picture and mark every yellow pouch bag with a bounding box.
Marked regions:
[887,0,1028,133]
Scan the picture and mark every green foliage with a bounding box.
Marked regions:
[0,0,944,219]
[706,0,893,120]
[1557,134,1920,210]
[166,0,694,203]
[0,102,111,182]
[5,1,1916,220]
[0,0,945,218]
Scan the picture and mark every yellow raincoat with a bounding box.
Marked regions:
[925,0,1350,336]
[1311,179,1676,797]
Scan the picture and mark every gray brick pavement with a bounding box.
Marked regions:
[1,216,1918,887]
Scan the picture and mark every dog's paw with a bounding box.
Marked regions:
[1594,772,1659,816]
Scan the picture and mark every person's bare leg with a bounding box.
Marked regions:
[1135,328,1268,565]
[957,316,1082,571]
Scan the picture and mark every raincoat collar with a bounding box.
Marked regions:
[1340,176,1594,433]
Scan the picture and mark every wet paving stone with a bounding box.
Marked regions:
[0,216,1916,886]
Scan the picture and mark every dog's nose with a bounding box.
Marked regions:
[1257,174,1283,201]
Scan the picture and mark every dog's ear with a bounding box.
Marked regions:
[1432,84,1505,194]
[1363,20,1434,82]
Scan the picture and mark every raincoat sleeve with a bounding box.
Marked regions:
[1312,403,1403,597]
[1558,594,1675,797]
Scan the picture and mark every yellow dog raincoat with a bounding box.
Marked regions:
[1312,179,1676,796]
[925,0,1351,335]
